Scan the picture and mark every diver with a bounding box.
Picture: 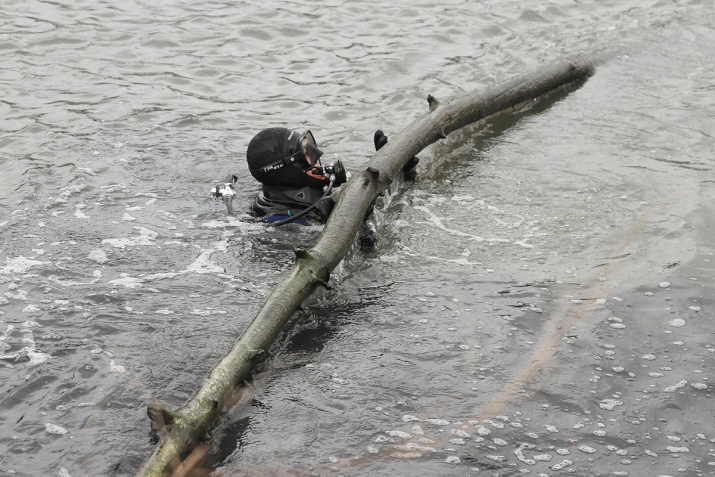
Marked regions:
[212,127,418,229]
[247,127,346,225]
[213,127,345,225]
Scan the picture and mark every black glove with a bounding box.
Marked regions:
[374,130,388,151]
[316,196,335,222]
[402,156,419,181]
[373,130,418,181]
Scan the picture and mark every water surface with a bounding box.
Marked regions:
[1,1,714,476]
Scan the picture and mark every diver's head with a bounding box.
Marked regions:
[246,127,327,188]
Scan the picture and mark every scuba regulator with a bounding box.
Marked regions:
[321,159,347,187]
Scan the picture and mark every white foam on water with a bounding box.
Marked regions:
[87,249,107,265]
[47,274,102,287]
[514,445,536,465]
[190,309,227,316]
[1,324,14,338]
[1,256,46,275]
[664,379,688,392]
[413,205,489,242]
[514,239,534,249]
[475,425,491,436]
[423,255,483,267]
[185,249,225,274]
[107,276,144,289]
[552,459,573,470]
[4,323,53,367]
[425,418,449,426]
[485,418,505,428]
[599,399,623,410]
[109,359,125,373]
[485,455,506,462]
[666,446,689,453]
[45,423,68,435]
[102,227,158,248]
[143,272,182,281]
[401,415,420,423]
[392,451,421,459]
[669,318,686,327]
[77,167,96,175]
[139,232,232,279]
[450,428,470,438]
[386,430,411,439]
[201,217,253,229]
[27,350,51,367]
[451,195,477,203]
[58,467,73,477]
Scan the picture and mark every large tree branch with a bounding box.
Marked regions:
[133,53,600,476]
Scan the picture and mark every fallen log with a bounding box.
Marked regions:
[134,53,601,476]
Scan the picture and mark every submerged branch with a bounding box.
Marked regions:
[133,53,601,476]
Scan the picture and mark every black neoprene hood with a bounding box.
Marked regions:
[246,127,328,188]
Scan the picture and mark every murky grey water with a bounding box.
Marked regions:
[1,1,714,476]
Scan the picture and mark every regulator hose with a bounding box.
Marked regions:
[269,177,335,226]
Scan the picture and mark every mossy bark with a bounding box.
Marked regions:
[134,54,599,476]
